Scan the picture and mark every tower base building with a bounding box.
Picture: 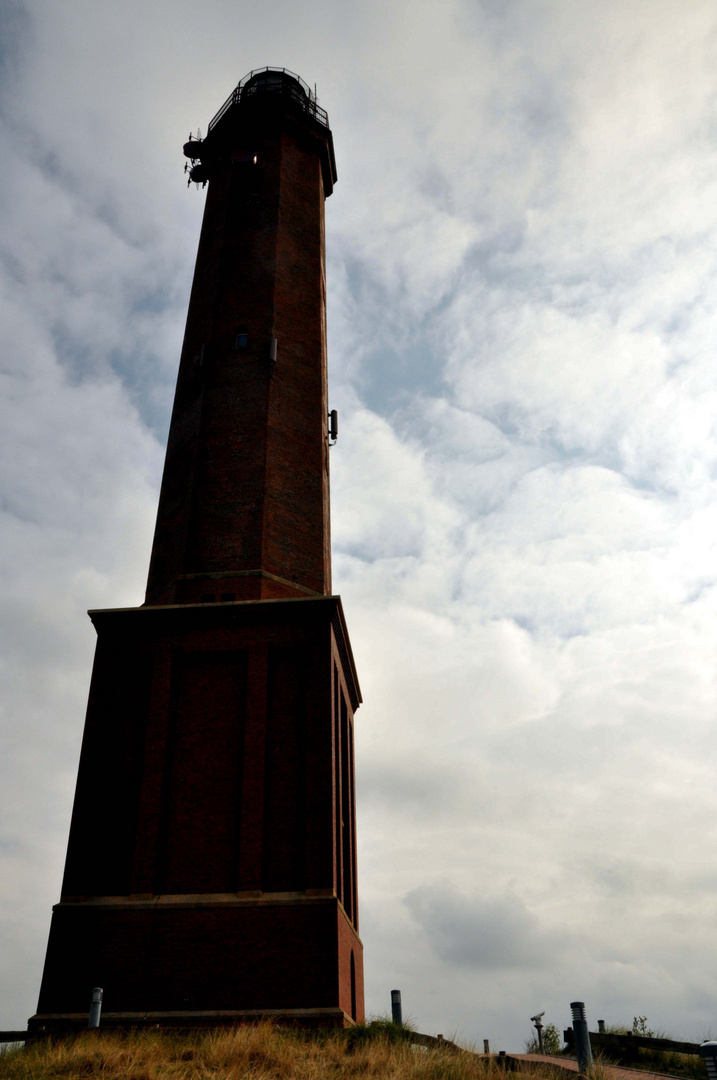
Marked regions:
[30,68,364,1033]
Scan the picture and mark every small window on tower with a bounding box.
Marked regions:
[235,326,248,349]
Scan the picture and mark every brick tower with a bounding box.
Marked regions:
[29,68,364,1032]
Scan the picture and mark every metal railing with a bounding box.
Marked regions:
[208,67,329,133]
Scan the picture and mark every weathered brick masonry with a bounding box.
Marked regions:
[31,69,364,1033]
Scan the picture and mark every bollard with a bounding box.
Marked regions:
[391,989,402,1026]
[88,987,103,1029]
[700,1042,717,1080]
[484,1039,491,1054]
[598,1020,605,1034]
[570,1002,592,1073]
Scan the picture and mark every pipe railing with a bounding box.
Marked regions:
[208,67,329,133]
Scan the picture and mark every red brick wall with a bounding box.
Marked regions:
[43,599,363,1024]
[38,899,349,1016]
[146,98,334,606]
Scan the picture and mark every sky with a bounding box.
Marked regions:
[2,0,717,1053]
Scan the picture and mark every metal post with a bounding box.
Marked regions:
[700,1042,717,1080]
[88,987,103,1029]
[570,1002,592,1073]
[484,1039,491,1054]
[390,989,402,1026]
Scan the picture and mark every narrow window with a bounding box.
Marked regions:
[350,950,357,1021]
[235,326,248,349]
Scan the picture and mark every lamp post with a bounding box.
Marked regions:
[88,987,103,1029]
[570,1002,592,1073]
[700,1042,717,1080]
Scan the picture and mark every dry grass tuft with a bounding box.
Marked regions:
[0,1023,550,1080]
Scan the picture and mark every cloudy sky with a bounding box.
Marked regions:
[3,0,717,1052]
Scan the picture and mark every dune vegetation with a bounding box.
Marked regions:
[0,1022,556,1080]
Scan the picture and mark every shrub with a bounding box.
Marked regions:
[632,1017,655,1038]
[524,1022,562,1056]
[543,1024,562,1055]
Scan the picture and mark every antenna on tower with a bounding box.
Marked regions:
[183,128,207,188]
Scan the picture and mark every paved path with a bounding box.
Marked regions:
[511,1053,687,1080]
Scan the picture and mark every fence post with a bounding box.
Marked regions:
[484,1039,491,1054]
[391,989,402,1026]
[700,1042,717,1080]
[598,1020,605,1034]
[88,987,103,1029]
[570,1001,592,1073]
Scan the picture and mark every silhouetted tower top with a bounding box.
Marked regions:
[146,67,338,607]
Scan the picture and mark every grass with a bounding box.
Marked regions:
[0,1022,553,1080]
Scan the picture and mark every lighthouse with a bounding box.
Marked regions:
[30,68,364,1032]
